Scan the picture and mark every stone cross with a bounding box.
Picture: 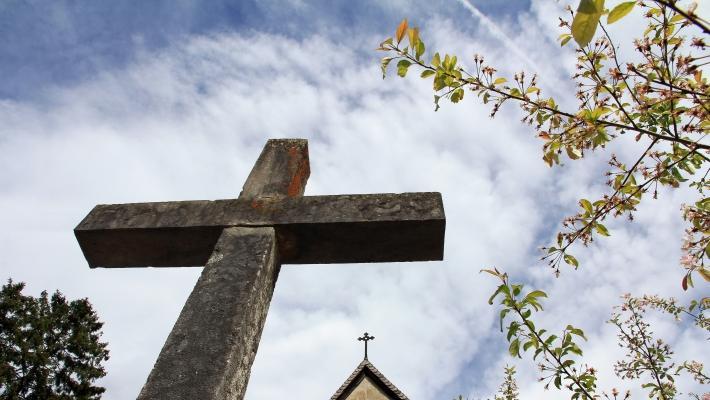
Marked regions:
[74,139,445,399]
[358,332,375,360]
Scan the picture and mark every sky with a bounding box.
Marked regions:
[0,0,707,399]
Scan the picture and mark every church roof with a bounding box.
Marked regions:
[330,359,409,400]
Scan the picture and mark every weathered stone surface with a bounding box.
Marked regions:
[74,138,447,400]
[239,138,310,199]
[137,226,278,400]
[74,193,445,267]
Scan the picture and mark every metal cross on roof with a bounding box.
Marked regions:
[358,332,375,360]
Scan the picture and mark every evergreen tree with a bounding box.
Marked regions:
[0,280,109,399]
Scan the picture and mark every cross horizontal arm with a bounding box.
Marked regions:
[75,192,445,268]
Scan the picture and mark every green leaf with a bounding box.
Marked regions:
[509,338,520,358]
[580,199,593,214]
[512,284,522,297]
[595,223,610,236]
[432,53,441,68]
[526,87,540,94]
[380,57,394,79]
[669,14,685,24]
[499,309,510,332]
[488,284,506,305]
[577,0,604,13]
[559,33,573,46]
[507,321,519,341]
[564,254,579,268]
[527,299,541,311]
[433,75,446,91]
[420,69,435,78]
[377,37,393,50]
[696,197,710,211]
[525,290,548,300]
[607,1,635,24]
[493,77,507,85]
[523,340,535,352]
[397,60,412,77]
[567,325,587,340]
[671,168,687,182]
[545,334,558,345]
[415,40,425,59]
[451,88,465,103]
[572,0,605,47]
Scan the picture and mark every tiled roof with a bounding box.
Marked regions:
[330,359,409,400]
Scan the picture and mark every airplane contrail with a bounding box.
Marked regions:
[455,0,542,72]
[454,0,575,101]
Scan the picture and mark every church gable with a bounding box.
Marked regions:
[344,376,390,400]
[330,359,409,400]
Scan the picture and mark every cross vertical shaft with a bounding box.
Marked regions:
[137,227,278,399]
[137,140,309,399]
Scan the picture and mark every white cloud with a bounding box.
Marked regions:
[0,1,706,399]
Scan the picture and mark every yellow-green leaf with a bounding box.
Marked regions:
[493,77,507,85]
[564,254,579,267]
[595,223,610,236]
[526,87,540,94]
[397,60,412,77]
[377,37,393,50]
[420,69,435,78]
[577,0,604,13]
[572,0,605,47]
[607,1,635,24]
[407,27,419,48]
[415,40,425,59]
[380,57,393,79]
[525,290,548,300]
[669,14,685,24]
[432,52,441,68]
[580,199,593,214]
[451,88,464,103]
[566,146,581,160]
[509,338,520,357]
